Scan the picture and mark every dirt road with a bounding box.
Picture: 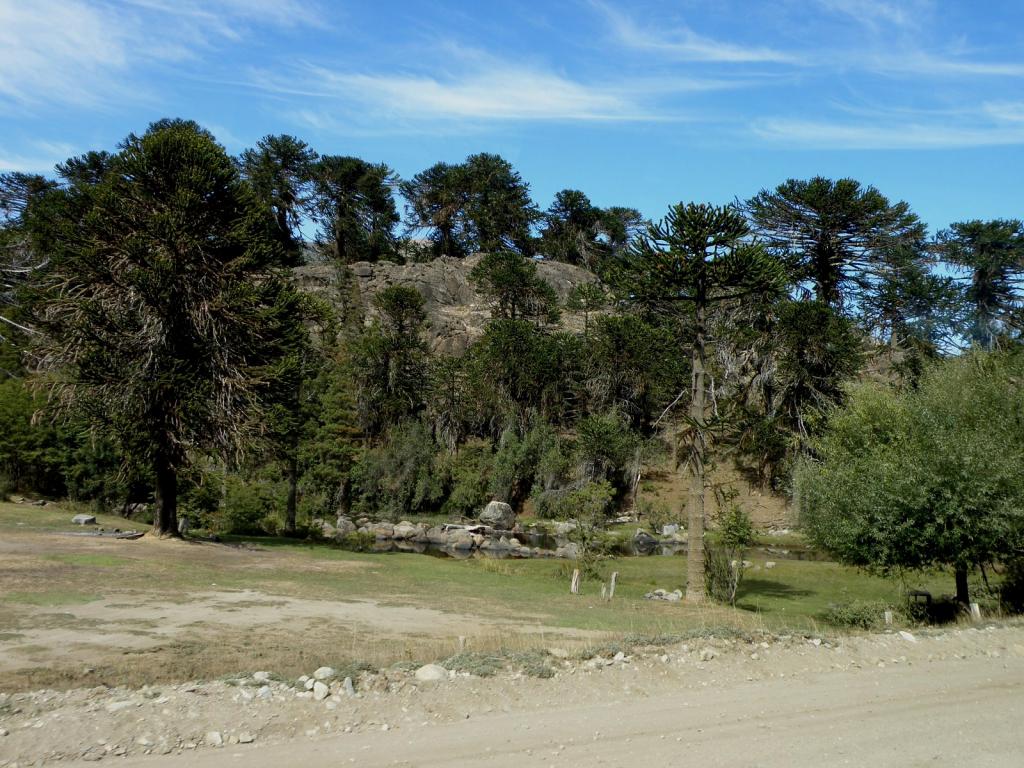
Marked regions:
[62,653,1024,768]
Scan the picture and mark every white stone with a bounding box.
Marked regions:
[313,681,330,701]
[252,671,271,683]
[238,732,255,744]
[313,666,336,681]
[899,631,917,643]
[414,664,449,682]
[205,731,223,747]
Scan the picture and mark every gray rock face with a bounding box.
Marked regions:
[293,254,599,355]
[334,516,356,536]
[72,514,97,526]
[479,500,515,530]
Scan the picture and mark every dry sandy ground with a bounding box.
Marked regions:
[3,624,1023,767]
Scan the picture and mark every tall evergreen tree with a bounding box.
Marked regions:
[313,156,399,264]
[27,120,306,536]
[401,153,538,257]
[238,135,317,265]
[612,202,785,602]
[745,177,925,309]
[936,219,1024,349]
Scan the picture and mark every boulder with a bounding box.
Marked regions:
[661,523,680,536]
[392,522,418,540]
[312,681,330,700]
[449,532,475,550]
[555,542,580,559]
[335,517,356,536]
[369,522,394,539]
[312,666,336,681]
[426,526,449,545]
[414,664,448,682]
[72,514,97,526]
[633,529,659,549]
[479,500,516,530]
[553,520,577,536]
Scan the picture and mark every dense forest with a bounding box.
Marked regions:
[2,119,1023,602]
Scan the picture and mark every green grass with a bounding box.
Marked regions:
[0,501,972,635]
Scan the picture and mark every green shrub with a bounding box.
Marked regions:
[822,600,889,630]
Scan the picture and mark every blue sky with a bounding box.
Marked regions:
[2,0,1023,233]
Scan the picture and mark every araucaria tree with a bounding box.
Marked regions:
[745,177,925,308]
[27,120,305,536]
[936,219,1024,349]
[613,203,785,602]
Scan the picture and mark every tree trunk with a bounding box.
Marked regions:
[152,454,180,537]
[685,303,708,603]
[284,453,299,535]
[955,567,970,606]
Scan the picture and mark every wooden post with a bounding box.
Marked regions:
[609,572,618,599]
[884,610,893,627]
[601,584,607,600]
[570,569,581,595]
[458,635,467,652]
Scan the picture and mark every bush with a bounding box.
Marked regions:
[822,600,890,630]
[705,502,755,605]
[1001,560,1024,614]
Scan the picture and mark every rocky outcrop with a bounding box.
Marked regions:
[293,255,599,355]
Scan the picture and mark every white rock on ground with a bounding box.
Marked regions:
[205,731,223,747]
[313,681,330,701]
[414,664,449,682]
[312,666,336,681]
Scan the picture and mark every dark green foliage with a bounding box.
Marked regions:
[469,251,560,324]
[796,351,1024,604]
[822,601,889,630]
[489,421,559,509]
[935,219,1024,348]
[238,134,317,265]
[438,442,492,518]
[539,189,642,271]
[401,153,538,257]
[350,286,428,435]
[26,119,305,534]
[312,155,399,264]
[583,314,687,433]
[745,177,926,308]
[350,419,443,518]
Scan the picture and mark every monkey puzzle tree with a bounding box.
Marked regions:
[238,134,317,265]
[611,203,785,602]
[27,120,304,536]
[312,155,399,264]
[745,177,925,309]
[935,219,1024,349]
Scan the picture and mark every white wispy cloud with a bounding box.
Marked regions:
[816,0,929,28]
[751,116,1024,149]
[868,50,1024,78]
[0,0,322,110]
[249,49,739,126]
[592,0,799,64]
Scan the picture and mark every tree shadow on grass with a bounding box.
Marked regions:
[734,578,814,612]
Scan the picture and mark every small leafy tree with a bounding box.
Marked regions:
[796,351,1024,605]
